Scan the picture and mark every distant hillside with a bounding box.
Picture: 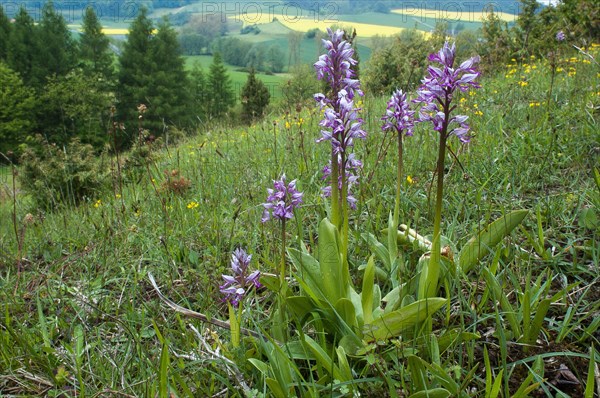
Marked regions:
[287,0,523,15]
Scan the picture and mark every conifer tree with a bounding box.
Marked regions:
[240,68,270,123]
[38,1,77,79]
[6,7,38,86]
[189,62,208,121]
[117,7,154,135]
[0,62,36,158]
[207,52,235,118]
[0,7,10,61]
[80,7,114,81]
[146,19,191,130]
[118,10,191,138]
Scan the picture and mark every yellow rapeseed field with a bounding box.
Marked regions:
[391,8,517,23]
[231,13,431,38]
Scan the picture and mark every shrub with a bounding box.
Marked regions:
[19,135,108,209]
[160,169,191,195]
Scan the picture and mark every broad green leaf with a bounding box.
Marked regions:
[335,298,358,330]
[286,295,317,321]
[248,358,269,375]
[336,346,353,383]
[362,256,375,324]
[417,253,438,300]
[408,388,451,398]
[265,378,287,398]
[319,218,348,304]
[408,355,428,392]
[287,247,323,300]
[437,330,480,352]
[349,287,364,327]
[302,335,343,381]
[459,210,529,273]
[524,298,551,345]
[361,232,391,272]
[365,298,447,342]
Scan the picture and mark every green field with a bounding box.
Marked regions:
[184,55,289,100]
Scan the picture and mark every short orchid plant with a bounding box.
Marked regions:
[220,248,261,347]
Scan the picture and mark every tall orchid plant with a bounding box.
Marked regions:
[413,42,481,299]
[314,28,366,252]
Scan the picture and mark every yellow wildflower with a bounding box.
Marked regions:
[93,199,102,208]
[406,175,414,184]
[187,201,199,209]
[285,121,291,129]
[518,81,528,87]
[115,194,121,199]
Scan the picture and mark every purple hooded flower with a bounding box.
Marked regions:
[413,41,480,142]
[220,248,261,307]
[321,153,362,209]
[556,30,566,41]
[261,174,303,223]
[382,89,416,136]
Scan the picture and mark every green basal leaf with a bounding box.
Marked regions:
[265,378,287,398]
[408,389,451,398]
[364,298,447,342]
[336,346,353,383]
[524,298,552,345]
[361,232,391,272]
[248,358,269,375]
[286,295,317,321]
[335,298,358,330]
[362,256,375,325]
[459,210,529,274]
[319,218,348,304]
[349,287,364,328]
[302,335,343,381]
[287,247,323,301]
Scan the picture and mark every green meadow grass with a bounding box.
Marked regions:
[0,48,599,396]
[184,55,289,100]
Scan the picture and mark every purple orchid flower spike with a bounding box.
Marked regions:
[556,30,566,41]
[220,248,261,307]
[382,89,416,136]
[414,41,481,142]
[313,28,366,211]
[261,174,303,223]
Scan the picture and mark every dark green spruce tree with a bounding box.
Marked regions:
[37,1,77,80]
[118,10,191,140]
[240,68,270,124]
[117,7,154,139]
[189,62,208,122]
[6,7,38,87]
[207,52,235,118]
[79,6,114,81]
[146,19,191,132]
[0,7,10,61]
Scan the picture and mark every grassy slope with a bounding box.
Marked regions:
[0,47,599,395]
